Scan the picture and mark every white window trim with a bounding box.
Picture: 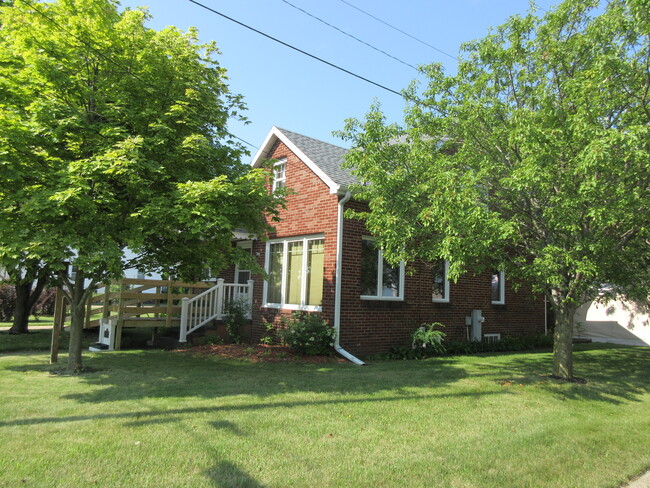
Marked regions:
[491,270,506,305]
[484,333,501,343]
[432,260,450,303]
[271,158,286,192]
[234,240,252,284]
[360,237,405,301]
[262,234,324,312]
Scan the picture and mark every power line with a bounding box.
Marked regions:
[16,0,258,151]
[186,0,405,98]
[336,0,459,62]
[278,0,418,71]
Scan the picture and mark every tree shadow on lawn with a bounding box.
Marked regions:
[0,389,499,428]
[3,343,647,430]
[466,343,650,404]
[205,461,264,488]
[8,350,469,403]
[1,351,513,428]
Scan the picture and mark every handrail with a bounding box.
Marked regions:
[179,279,253,342]
[57,278,216,330]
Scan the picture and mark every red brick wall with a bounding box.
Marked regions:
[337,199,546,356]
[249,140,340,338]
[247,140,546,356]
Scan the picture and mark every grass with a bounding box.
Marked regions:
[0,341,649,487]
[0,327,154,353]
[0,315,55,328]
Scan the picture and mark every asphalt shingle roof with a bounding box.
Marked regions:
[276,127,359,188]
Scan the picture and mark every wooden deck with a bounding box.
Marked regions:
[53,278,217,349]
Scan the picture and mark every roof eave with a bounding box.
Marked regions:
[251,126,341,194]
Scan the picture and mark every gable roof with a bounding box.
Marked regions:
[251,126,358,194]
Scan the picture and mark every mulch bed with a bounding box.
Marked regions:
[177,343,347,364]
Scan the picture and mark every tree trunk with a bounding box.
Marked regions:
[67,303,86,373]
[552,304,577,379]
[8,276,46,334]
[66,270,88,373]
[8,282,31,334]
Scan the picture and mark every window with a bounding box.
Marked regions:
[272,159,286,192]
[483,333,501,343]
[360,237,404,300]
[432,260,450,302]
[491,270,505,304]
[264,235,324,310]
[234,241,253,284]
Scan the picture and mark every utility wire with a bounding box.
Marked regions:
[336,0,459,61]
[186,0,405,98]
[278,0,418,71]
[16,0,258,150]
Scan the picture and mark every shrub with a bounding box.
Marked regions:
[224,297,250,344]
[445,334,554,355]
[278,312,335,356]
[34,288,57,317]
[197,335,223,346]
[387,333,553,359]
[259,322,278,345]
[412,322,446,355]
[0,284,16,322]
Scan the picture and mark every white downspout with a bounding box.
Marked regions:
[334,190,365,365]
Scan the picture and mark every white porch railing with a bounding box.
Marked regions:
[179,278,253,343]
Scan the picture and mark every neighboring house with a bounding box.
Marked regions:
[222,126,546,360]
[574,294,650,346]
[67,248,163,283]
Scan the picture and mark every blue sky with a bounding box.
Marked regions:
[118,0,555,156]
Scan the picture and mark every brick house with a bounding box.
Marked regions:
[225,126,546,362]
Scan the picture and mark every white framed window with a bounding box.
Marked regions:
[483,333,501,343]
[432,260,450,303]
[263,235,324,311]
[234,241,253,284]
[491,270,505,304]
[360,237,404,300]
[272,159,286,192]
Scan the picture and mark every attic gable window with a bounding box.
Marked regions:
[360,237,404,300]
[272,159,286,192]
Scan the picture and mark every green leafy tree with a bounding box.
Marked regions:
[2,263,50,334]
[0,0,283,372]
[339,0,649,379]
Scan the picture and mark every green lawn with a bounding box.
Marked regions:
[0,328,154,353]
[0,343,649,487]
[0,315,55,329]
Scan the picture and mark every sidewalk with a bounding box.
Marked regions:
[0,325,55,331]
[625,470,650,488]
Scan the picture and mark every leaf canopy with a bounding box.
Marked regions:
[0,0,282,285]
[339,0,650,307]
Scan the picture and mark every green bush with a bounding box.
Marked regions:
[387,334,554,360]
[259,322,277,345]
[278,312,335,356]
[197,335,223,346]
[224,297,250,344]
[0,284,16,322]
[34,288,57,317]
[412,322,446,355]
